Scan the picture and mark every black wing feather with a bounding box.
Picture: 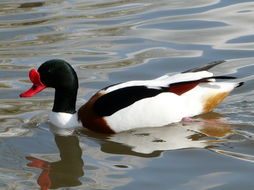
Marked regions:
[93,86,167,117]
[183,60,225,73]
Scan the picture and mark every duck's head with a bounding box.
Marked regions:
[20,59,78,98]
[20,59,79,113]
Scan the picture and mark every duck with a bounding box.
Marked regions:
[20,59,243,134]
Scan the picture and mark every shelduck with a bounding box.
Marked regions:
[20,59,243,133]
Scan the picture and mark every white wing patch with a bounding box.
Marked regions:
[104,71,213,93]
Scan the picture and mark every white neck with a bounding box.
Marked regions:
[49,111,82,129]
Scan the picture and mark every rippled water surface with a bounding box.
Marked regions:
[1,0,254,189]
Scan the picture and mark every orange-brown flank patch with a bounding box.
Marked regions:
[169,81,200,95]
[202,91,229,113]
[78,92,115,134]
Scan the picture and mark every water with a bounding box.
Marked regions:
[1,0,254,189]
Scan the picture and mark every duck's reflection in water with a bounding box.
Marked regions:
[26,112,234,189]
[26,135,84,190]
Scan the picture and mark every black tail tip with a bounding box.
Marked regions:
[236,82,244,88]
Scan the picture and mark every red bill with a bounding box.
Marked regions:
[20,69,46,97]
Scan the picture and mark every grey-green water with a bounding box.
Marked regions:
[1,0,254,189]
